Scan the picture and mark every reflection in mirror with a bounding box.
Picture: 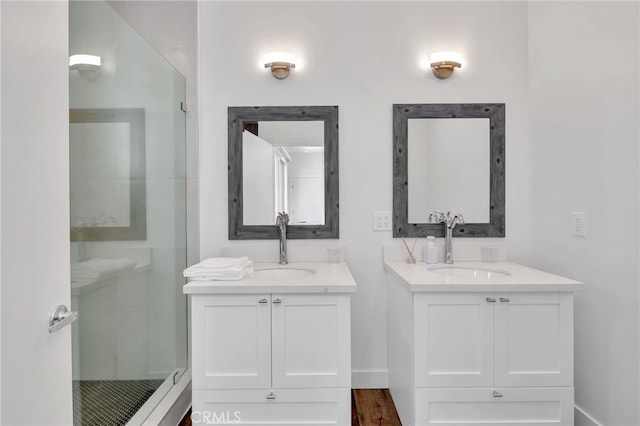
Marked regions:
[70,108,146,241]
[228,106,339,240]
[408,118,489,223]
[71,123,132,225]
[242,121,325,226]
[393,103,505,238]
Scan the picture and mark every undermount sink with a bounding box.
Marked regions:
[253,267,316,280]
[427,265,511,279]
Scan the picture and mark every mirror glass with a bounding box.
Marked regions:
[242,121,325,225]
[393,103,505,238]
[70,122,132,226]
[228,106,339,240]
[407,118,490,223]
[70,108,146,241]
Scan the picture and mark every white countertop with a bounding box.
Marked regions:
[385,261,582,292]
[183,262,357,294]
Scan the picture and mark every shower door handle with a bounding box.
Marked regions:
[48,304,78,333]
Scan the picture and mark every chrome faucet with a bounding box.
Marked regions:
[276,212,289,265]
[430,211,465,264]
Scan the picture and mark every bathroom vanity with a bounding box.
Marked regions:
[385,257,581,426]
[184,262,356,425]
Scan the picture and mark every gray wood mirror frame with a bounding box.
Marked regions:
[228,106,339,239]
[70,108,147,241]
[392,103,505,238]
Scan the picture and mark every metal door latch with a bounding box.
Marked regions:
[49,305,78,333]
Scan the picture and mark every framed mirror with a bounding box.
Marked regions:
[228,106,339,239]
[392,103,505,238]
[70,108,147,241]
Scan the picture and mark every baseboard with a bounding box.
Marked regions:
[352,370,389,389]
[575,405,603,426]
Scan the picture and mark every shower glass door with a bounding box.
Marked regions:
[69,1,187,424]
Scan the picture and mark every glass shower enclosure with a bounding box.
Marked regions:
[69,1,187,424]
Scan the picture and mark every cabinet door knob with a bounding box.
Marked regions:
[486,297,496,303]
[266,392,276,400]
[493,390,503,398]
[499,297,510,303]
[258,298,268,304]
[272,298,283,304]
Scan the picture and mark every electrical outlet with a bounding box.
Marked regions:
[572,212,587,237]
[373,211,392,231]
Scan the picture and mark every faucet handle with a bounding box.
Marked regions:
[428,210,444,223]
[276,212,290,226]
[439,211,451,224]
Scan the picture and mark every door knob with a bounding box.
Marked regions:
[48,304,78,333]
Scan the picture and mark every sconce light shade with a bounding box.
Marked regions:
[264,52,296,80]
[69,54,101,71]
[429,51,462,79]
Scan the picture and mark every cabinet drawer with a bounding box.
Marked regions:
[415,387,574,426]
[192,388,351,425]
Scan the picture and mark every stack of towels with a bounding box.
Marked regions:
[183,256,254,281]
[71,258,138,283]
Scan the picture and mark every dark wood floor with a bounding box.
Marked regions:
[179,389,401,425]
[352,389,402,426]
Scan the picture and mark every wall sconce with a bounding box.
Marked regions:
[429,51,462,79]
[69,54,101,71]
[264,52,296,80]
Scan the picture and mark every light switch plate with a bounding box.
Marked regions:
[373,211,392,231]
[572,212,587,237]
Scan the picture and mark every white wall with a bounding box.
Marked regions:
[528,2,639,425]
[199,1,531,385]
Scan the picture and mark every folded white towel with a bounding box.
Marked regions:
[183,257,254,280]
[187,269,254,282]
[195,256,250,268]
[71,258,138,283]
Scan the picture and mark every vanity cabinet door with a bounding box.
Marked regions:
[192,294,272,390]
[271,294,351,389]
[494,292,573,387]
[415,293,495,387]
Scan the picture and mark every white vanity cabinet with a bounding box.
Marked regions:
[386,261,581,426]
[192,293,351,390]
[415,292,573,388]
[186,263,355,426]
